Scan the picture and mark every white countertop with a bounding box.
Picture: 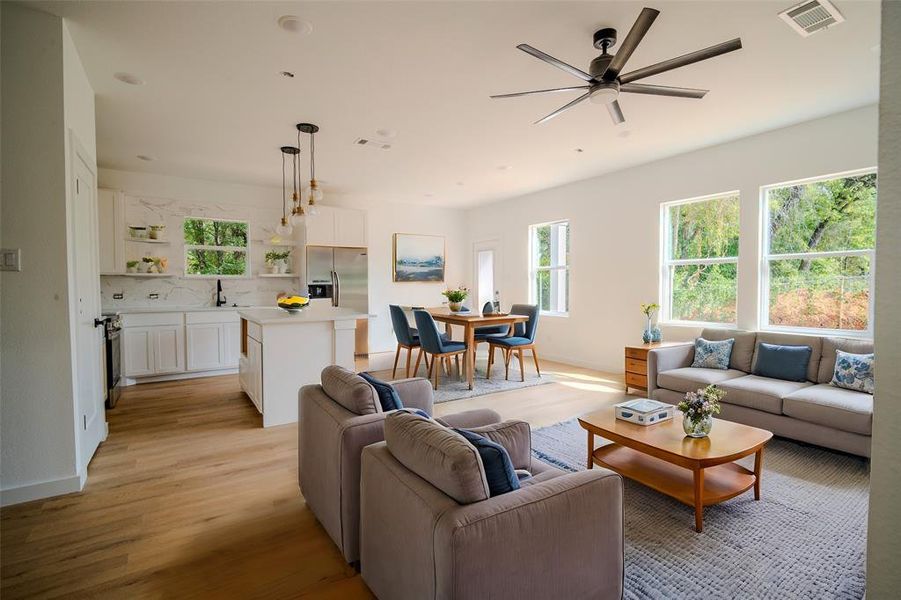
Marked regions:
[104,305,262,314]
[237,306,370,325]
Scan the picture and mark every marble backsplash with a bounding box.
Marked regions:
[101,191,305,309]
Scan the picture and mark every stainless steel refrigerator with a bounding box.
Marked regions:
[307,246,369,355]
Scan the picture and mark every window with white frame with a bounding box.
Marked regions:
[661,193,740,324]
[529,220,569,315]
[183,217,249,277]
[761,170,876,334]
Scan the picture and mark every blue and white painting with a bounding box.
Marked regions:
[393,234,445,282]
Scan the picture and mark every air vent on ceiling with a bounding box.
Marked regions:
[779,0,845,37]
[353,138,392,151]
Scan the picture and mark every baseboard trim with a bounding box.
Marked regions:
[540,352,622,375]
[1,473,85,507]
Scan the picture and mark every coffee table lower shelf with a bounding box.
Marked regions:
[592,444,757,516]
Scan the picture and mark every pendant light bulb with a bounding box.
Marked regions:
[276,216,293,237]
[290,203,305,226]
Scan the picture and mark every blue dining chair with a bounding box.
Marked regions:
[389,304,427,378]
[413,310,468,390]
[487,303,541,382]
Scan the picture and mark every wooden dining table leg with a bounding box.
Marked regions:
[586,430,595,469]
[465,324,475,390]
[693,467,705,533]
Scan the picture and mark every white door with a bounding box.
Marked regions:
[152,326,186,374]
[123,327,154,376]
[223,321,241,367]
[473,240,501,312]
[186,324,224,371]
[71,140,106,470]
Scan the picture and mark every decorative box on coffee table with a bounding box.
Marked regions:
[624,342,692,394]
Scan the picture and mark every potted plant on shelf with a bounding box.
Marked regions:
[138,256,154,273]
[126,260,139,273]
[442,287,469,312]
[265,250,291,274]
[677,385,725,438]
[640,302,661,343]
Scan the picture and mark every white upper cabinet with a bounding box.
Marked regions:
[303,206,367,248]
[98,188,126,274]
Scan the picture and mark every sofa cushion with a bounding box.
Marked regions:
[691,337,735,370]
[783,384,873,435]
[455,428,520,497]
[321,366,381,415]
[657,367,747,394]
[700,328,757,372]
[830,350,875,394]
[384,411,489,504]
[818,337,875,383]
[753,343,813,382]
[717,375,812,415]
[359,372,403,411]
[753,332,822,382]
[465,420,531,471]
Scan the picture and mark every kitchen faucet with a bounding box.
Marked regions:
[216,279,227,307]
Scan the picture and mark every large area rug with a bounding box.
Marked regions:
[431,357,553,404]
[531,418,869,599]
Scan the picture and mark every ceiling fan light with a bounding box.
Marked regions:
[589,84,619,105]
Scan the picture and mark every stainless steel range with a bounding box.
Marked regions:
[101,312,122,408]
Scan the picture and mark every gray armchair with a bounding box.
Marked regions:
[360,411,624,600]
[298,366,501,564]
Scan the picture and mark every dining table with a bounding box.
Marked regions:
[420,307,530,390]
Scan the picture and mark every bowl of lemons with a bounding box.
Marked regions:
[277,295,310,313]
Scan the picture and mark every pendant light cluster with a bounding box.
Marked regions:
[275,122,324,236]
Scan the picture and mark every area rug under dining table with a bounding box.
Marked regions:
[531,418,869,600]
[430,357,552,404]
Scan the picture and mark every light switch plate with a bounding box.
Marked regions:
[0,248,21,271]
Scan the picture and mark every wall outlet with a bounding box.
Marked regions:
[113,293,124,300]
[148,293,159,300]
[0,248,21,271]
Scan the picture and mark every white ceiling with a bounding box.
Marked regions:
[37,1,880,207]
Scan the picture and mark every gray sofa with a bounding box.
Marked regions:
[360,411,624,600]
[648,329,873,457]
[298,366,501,564]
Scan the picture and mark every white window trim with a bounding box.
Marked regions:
[183,216,251,278]
[659,191,740,327]
[528,219,570,317]
[759,168,876,338]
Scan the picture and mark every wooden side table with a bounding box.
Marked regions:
[624,342,692,395]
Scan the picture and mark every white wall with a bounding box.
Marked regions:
[468,105,878,372]
[98,169,470,353]
[1,4,97,504]
[867,1,901,595]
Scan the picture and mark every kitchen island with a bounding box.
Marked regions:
[238,306,368,427]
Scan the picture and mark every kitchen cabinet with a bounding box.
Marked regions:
[303,206,367,248]
[244,337,263,413]
[122,324,185,376]
[185,312,241,371]
[223,321,241,367]
[122,327,154,377]
[98,188,126,274]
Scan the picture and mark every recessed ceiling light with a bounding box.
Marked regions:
[456,181,464,186]
[114,72,144,86]
[136,154,156,162]
[575,148,584,153]
[375,128,397,139]
[497,165,512,171]
[424,193,434,198]
[280,71,295,78]
[278,15,313,35]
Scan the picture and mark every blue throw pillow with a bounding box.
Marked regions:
[454,428,520,497]
[691,337,735,370]
[753,343,812,382]
[359,372,403,412]
[831,350,875,394]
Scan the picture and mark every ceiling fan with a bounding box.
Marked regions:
[491,7,742,126]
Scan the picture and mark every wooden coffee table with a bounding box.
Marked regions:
[578,408,773,532]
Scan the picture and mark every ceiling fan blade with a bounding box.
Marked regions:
[490,85,590,99]
[607,100,625,125]
[517,44,594,82]
[620,83,708,99]
[603,7,660,80]
[619,38,742,84]
[534,91,591,124]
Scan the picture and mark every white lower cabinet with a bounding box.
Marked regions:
[244,337,263,413]
[186,324,224,371]
[223,321,241,367]
[122,324,184,377]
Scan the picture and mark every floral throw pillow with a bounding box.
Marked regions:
[831,350,875,394]
[691,337,735,370]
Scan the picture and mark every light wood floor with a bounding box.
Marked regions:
[1,357,626,599]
